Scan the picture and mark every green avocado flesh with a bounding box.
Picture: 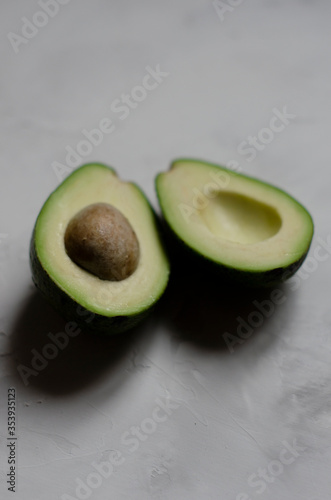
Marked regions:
[156,159,314,286]
[30,163,170,334]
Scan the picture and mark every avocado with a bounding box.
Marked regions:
[30,163,170,334]
[156,159,314,287]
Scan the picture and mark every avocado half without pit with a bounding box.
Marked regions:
[156,159,314,287]
[30,163,170,334]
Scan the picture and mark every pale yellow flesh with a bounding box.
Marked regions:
[158,161,313,272]
[36,165,169,316]
[200,192,282,245]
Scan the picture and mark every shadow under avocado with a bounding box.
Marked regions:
[9,290,145,395]
[158,254,292,352]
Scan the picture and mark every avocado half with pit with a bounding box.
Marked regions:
[30,163,170,334]
[156,159,314,287]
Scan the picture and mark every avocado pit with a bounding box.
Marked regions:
[64,202,140,281]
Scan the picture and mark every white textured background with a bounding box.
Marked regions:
[1,1,331,499]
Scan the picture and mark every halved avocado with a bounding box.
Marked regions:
[30,163,170,334]
[156,159,314,287]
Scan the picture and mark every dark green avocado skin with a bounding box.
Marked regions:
[30,228,152,335]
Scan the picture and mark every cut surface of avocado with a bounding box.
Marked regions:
[156,159,314,286]
[31,163,170,333]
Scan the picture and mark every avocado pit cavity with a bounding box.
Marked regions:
[200,192,282,245]
[64,203,140,281]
